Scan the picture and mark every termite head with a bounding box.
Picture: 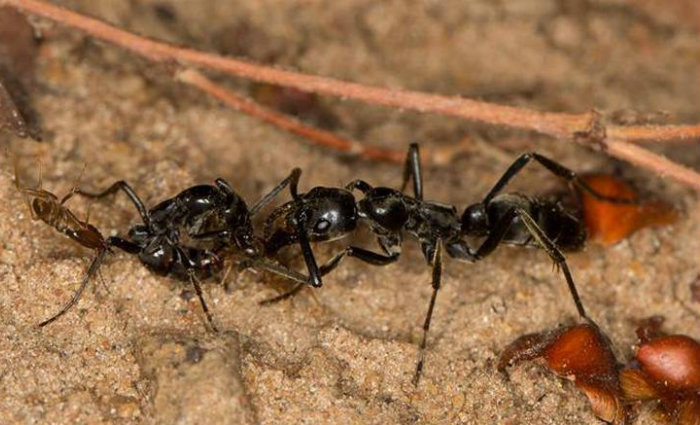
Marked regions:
[31,197,58,221]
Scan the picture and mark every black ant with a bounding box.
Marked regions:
[70,171,312,331]
[263,143,626,384]
[14,162,113,327]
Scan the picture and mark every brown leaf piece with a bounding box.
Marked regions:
[499,323,627,424]
[579,174,678,245]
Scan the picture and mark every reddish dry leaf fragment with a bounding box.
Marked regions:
[499,323,627,423]
[620,321,700,425]
[637,336,700,391]
[580,174,678,245]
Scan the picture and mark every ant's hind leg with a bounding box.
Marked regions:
[400,142,423,200]
[482,152,633,205]
[75,181,150,226]
[471,207,590,321]
[38,248,109,327]
[514,208,590,321]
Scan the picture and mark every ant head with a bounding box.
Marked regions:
[357,187,408,232]
[461,203,489,236]
[291,187,358,242]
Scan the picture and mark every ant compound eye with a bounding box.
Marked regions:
[314,218,331,233]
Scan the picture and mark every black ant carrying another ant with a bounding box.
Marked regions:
[16,162,312,331]
[66,171,314,331]
[263,143,626,384]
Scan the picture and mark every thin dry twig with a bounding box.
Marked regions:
[605,140,700,191]
[5,0,700,191]
[176,69,404,164]
[607,125,700,143]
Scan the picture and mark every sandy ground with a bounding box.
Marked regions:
[1,1,698,424]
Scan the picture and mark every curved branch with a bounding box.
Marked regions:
[5,0,700,191]
[0,0,613,138]
[605,140,700,191]
[607,125,700,143]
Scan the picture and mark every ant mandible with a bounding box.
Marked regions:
[263,143,624,384]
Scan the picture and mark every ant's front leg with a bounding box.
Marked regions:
[250,168,302,216]
[260,237,400,306]
[293,209,322,287]
[75,181,151,227]
[106,236,142,255]
[266,168,325,288]
[318,245,399,276]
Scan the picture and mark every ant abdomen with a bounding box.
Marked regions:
[534,203,587,252]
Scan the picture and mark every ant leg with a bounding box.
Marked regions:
[282,167,323,287]
[249,257,314,285]
[345,179,373,193]
[250,168,302,216]
[253,258,317,305]
[483,152,634,205]
[75,181,150,226]
[413,240,443,386]
[294,211,322,287]
[38,248,109,327]
[186,271,218,333]
[106,236,141,254]
[258,247,399,305]
[318,246,399,276]
[400,143,423,200]
[261,170,304,250]
[258,282,305,305]
[472,208,589,320]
